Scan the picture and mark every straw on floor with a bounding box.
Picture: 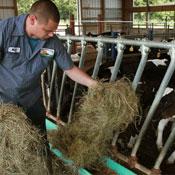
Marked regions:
[0,104,49,175]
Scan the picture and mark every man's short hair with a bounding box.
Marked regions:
[29,0,60,24]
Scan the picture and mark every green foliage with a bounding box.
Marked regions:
[134,0,147,6]
[16,0,35,14]
[133,0,174,28]
[53,0,76,21]
[134,0,174,6]
[16,0,76,20]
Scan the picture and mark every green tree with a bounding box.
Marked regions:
[16,0,76,20]
[17,0,35,14]
[54,0,76,21]
[133,0,174,28]
[134,0,174,6]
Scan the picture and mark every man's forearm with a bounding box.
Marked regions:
[64,66,97,88]
[0,29,3,62]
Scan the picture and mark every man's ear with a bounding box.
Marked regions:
[29,15,37,25]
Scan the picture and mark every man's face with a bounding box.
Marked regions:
[29,15,58,40]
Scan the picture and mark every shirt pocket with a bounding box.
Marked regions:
[2,52,22,69]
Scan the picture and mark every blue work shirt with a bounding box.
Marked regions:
[0,14,74,108]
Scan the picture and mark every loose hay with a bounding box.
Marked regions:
[0,104,49,175]
[52,156,76,175]
[52,78,139,168]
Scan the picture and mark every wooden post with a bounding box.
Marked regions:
[97,14,103,34]
[13,0,18,15]
[70,14,75,35]
[100,0,105,32]
[69,15,76,53]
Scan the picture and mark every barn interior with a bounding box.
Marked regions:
[0,0,175,175]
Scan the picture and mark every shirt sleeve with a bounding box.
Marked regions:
[0,21,4,61]
[53,36,74,70]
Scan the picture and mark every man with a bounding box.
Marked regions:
[0,0,96,173]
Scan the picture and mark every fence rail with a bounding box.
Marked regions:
[43,35,175,174]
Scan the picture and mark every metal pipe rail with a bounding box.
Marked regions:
[68,40,87,123]
[56,39,72,120]
[153,122,175,170]
[131,46,175,159]
[44,35,175,174]
[58,35,175,49]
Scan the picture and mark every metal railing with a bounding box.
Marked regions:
[42,35,175,174]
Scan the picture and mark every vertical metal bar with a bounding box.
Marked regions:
[45,64,52,111]
[41,71,47,108]
[110,43,125,81]
[164,16,168,40]
[76,0,80,36]
[111,43,132,147]
[112,43,149,148]
[132,44,150,91]
[68,40,87,123]
[56,39,72,117]
[46,64,52,108]
[56,73,67,117]
[153,122,175,170]
[46,64,52,84]
[131,46,175,157]
[92,40,104,79]
[167,25,170,40]
[54,71,59,108]
[174,11,175,38]
[152,23,154,40]
[146,0,149,30]
[47,60,57,112]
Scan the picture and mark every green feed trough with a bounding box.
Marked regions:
[46,119,137,175]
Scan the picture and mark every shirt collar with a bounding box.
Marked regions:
[12,14,28,36]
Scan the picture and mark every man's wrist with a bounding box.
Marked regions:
[88,79,98,88]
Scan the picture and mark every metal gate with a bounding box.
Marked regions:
[43,35,175,175]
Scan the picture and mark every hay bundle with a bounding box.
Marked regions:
[52,155,78,175]
[52,78,139,167]
[0,104,49,175]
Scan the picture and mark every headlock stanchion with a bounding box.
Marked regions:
[68,40,87,123]
[43,35,175,175]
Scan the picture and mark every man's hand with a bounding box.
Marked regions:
[65,66,98,88]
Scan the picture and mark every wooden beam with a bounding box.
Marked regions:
[132,5,175,12]
[122,0,133,21]
[0,6,15,9]
[100,0,104,33]
[100,0,105,18]
[82,7,101,10]
[13,0,18,15]
[81,17,99,20]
